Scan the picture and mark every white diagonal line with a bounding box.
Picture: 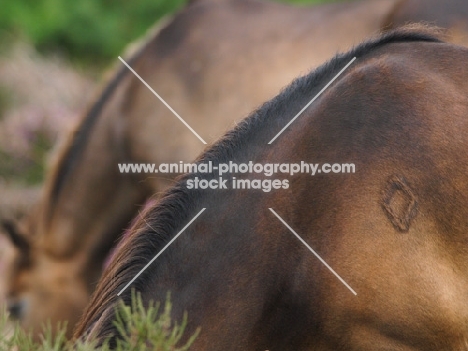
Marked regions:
[268,57,356,144]
[269,208,357,295]
[117,208,206,296]
[118,56,207,145]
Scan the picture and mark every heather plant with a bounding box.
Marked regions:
[0,43,95,185]
[0,292,198,351]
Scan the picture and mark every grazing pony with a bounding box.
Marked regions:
[75,26,468,350]
[1,0,398,337]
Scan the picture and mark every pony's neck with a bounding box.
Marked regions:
[38,112,148,276]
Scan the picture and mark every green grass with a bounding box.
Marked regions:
[0,292,199,350]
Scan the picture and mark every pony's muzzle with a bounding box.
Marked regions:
[7,299,25,320]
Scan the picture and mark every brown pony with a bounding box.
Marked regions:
[76,26,468,350]
[1,0,399,338]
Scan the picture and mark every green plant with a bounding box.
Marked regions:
[0,292,199,350]
[111,291,199,350]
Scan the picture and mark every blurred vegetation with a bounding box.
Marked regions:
[0,0,335,66]
[0,87,12,118]
[0,136,52,186]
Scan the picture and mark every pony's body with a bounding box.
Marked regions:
[76,27,468,350]
[2,0,400,336]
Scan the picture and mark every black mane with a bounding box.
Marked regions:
[74,25,444,341]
